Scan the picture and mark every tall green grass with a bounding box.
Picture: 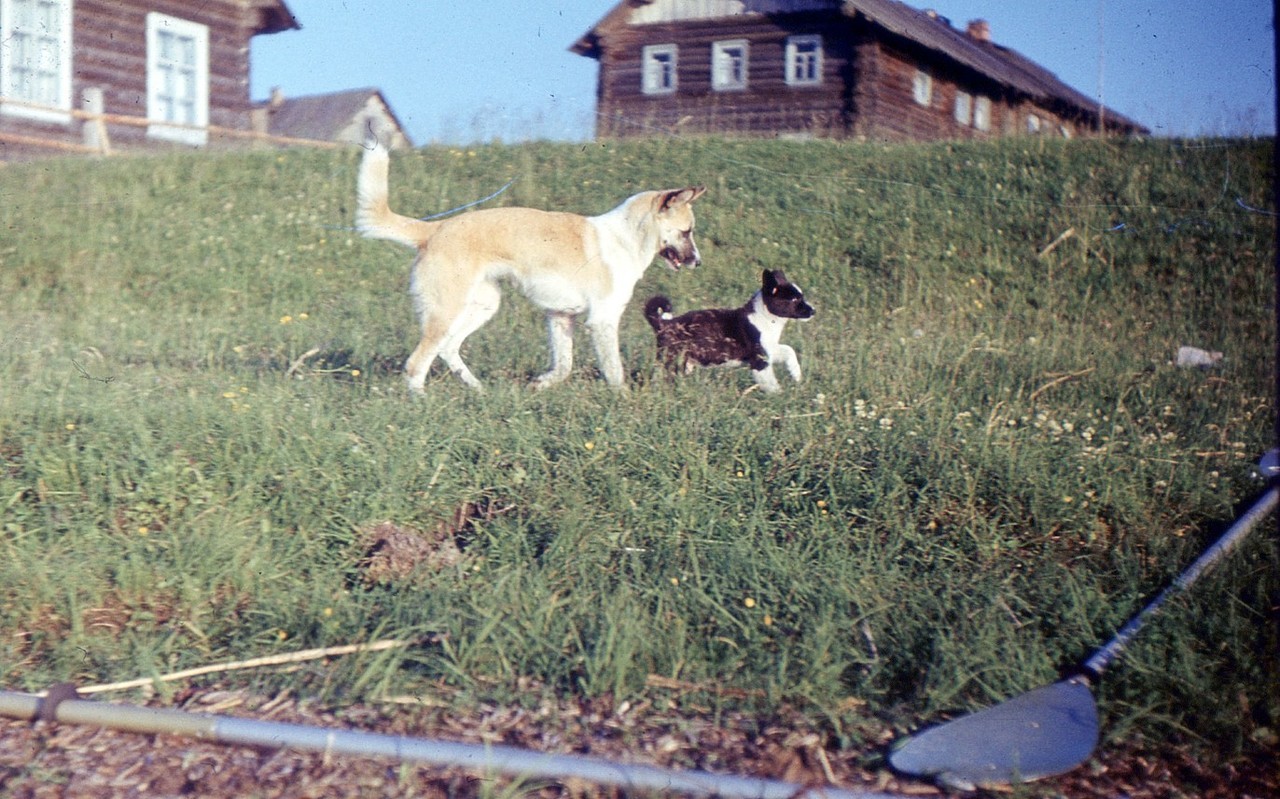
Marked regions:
[1,137,1276,763]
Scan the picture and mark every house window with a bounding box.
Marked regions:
[911,68,933,106]
[954,91,972,126]
[0,0,73,124]
[712,40,748,91]
[1026,113,1042,134]
[146,13,209,145]
[973,96,992,132]
[785,35,822,86]
[642,44,678,95]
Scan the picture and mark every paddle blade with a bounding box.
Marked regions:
[888,677,1099,790]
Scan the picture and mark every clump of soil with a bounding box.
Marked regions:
[356,499,511,585]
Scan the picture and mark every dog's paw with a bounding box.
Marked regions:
[530,371,569,391]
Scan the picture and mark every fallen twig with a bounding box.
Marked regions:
[1030,367,1095,403]
[1038,227,1076,259]
[645,674,764,699]
[285,347,322,377]
[61,639,411,696]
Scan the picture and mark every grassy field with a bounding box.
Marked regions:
[1,136,1276,776]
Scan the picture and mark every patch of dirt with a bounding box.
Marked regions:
[0,685,1275,798]
[355,500,511,586]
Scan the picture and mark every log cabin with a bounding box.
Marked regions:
[570,0,1148,141]
[0,0,299,159]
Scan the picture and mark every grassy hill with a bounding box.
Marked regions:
[1,136,1276,780]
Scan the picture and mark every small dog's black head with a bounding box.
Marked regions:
[760,269,815,320]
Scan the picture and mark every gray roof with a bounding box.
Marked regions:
[262,88,410,144]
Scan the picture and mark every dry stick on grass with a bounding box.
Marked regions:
[1038,227,1077,259]
[55,639,410,697]
[285,347,322,378]
[644,674,765,700]
[1030,367,1096,404]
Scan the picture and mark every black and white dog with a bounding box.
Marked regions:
[643,269,814,393]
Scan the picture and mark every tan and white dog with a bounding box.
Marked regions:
[355,139,705,391]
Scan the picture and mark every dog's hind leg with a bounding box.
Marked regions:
[405,318,448,393]
[437,281,502,390]
[532,311,575,389]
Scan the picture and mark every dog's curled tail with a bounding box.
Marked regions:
[355,138,441,249]
[643,296,673,329]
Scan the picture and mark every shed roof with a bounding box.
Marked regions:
[262,88,410,145]
[570,0,1147,133]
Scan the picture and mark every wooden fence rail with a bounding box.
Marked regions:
[0,95,342,157]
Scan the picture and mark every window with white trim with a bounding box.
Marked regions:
[0,0,73,124]
[712,40,748,91]
[954,91,972,126]
[642,44,678,95]
[973,96,992,132]
[785,35,822,86]
[146,12,209,145]
[912,68,933,106]
[1026,113,1042,134]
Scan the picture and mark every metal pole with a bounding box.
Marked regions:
[1081,483,1280,678]
[1273,0,1280,452]
[1096,0,1106,134]
[0,692,904,799]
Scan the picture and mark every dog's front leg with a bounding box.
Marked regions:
[587,319,627,389]
[752,366,782,393]
[776,344,803,383]
[532,312,575,389]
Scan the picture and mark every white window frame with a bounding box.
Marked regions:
[953,91,972,126]
[973,95,992,132]
[712,39,748,91]
[145,12,209,145]
[0,0,74,124]
[911,68,933,107]
[1026,113,1042,134]
[785,34,822,86]
[641,43,678,95]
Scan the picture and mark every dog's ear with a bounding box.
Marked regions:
[660,186,706,211]
[764,269,786,294]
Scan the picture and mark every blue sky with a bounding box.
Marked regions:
[250,1,1275,145]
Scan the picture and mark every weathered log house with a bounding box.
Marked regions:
[0,0,299,158]
[571,0,1148,141]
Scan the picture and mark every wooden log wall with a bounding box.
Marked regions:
[2,0,264,156]
[596,13,857,139]
[592,12,1100,143]
[850,34,1088,142]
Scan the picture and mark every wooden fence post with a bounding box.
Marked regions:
[81,87,111,155]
